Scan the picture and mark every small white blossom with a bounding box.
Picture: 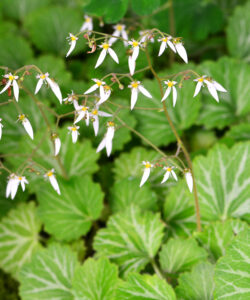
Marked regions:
[139,30,154,44]
[35,72,62,104]
[84,79,106,99]
[95,43,119,68]
[0,73,19,101]
[173,38,188,64]
[193,75,207,97]
[109,24,128,46]
[18,114,34,140]
[63,90,77,104]
[44,169,60,195]
[97,85,112,105]
[158,36,176,56]
[128,40,141,75]
[18,176,28,191]
[161,80,178,107]
[6,174,19,200]
[90,107,112,136]
[52,134,61,156]
[161,166,178,184]
[80,15,93,33]
[184,170,193,193]
[204,78,227,102]
[68,125,80,143]
[73,101,89,125]
[0,118,3,140]
[66,33,78,57]
[128,81,152,110]
[96,121,115,157]
[140,161,154,187]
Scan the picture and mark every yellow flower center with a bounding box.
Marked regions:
[71,35,77,41]
[167,81,174,87]
[108,121,114,127]
[71,127,77,131]
[47,171,53,177]
[96,81,102,86]
[102,43,109,50]
[40,74,46,79]
[173,38,181,44]
[116,25,123,31]
[92,109,98,115]
[162,37,168,42]
[132,41,139,47]
[131,82,139,88]
[19,114,25,121]
[81,107,88,111]
[18,177,23,181]
[86,17,91,23]
[145,163,151,168]
[198,78,204,82]
[9,75,15,81]
[166,167,172,172]
[104,85,110,90]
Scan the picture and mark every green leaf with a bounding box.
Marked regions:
[221,123,250,147]
[84,0,128,23]
[193,142,250,222]
[24,6,85,55]
[72,258,119,300]
[159,237,207,274]
[0,202,42,277]
[94,205,165,277]
[131,0,161,16]
[197,57,250,129]
[37,176,104,241]
[117,273,176,300]
[195,219,248,261]
[19,243,79,300]
[109,178,158,213]
[214,228,250,300]
[163,181,196,238]
[176,262,215,300]
[0,35,33,69]
[227,1,250,62]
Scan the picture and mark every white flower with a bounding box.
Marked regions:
[173,38,188,64]
[96,121,115,157]
[161,80,178,107]
[63,90,77,104]
[139,30,154,44]
[109,24,128,46]
[0,118,3,140]
[80,15,93,33]
[84,79,106,99]
[193,75,207,97]
[204,78,227,102]
[73,101,89,125]
[90,107,112,136]
[128,81,152,110]
[44,169,60,195]
[18,114,34,139]
[128,56,136,76]
[68,125,80,143]
[35,72,62,104]
[161,166,178,183]
[128,40,141,75]
[66,33,78,57]
[97,85,112,105]
[18,176,28,191]
[184,170,193,193]
[0,73,19,101]
[95,43,119,68]
[6,174,19,200]
[52,134,61,156]
[140,161,154,187]
[158,36,176,56]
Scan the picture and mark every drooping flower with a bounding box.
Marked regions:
[44,169,60,195]
[140,161,154,187]
[184,170,193,193]
[204,78,227,102]
[18,114,34,140]
[139,30,154,44]
[97,85,112,105]
[109,24,128,46]
[158,36,176,56]
[128,80,152,110]
[95,43,119,68]
[68,125,80,143]
[66,33,78,57]
[90,107,112,136]
[193,75,207,97]
[0,118,3,140]
[173,38,188,64]
[96,121,115,157]
[0,73,19,101]
[63,90,77,104]
[35,72,62,104]
[6,174,19,200]
[80,15,93,33]
[52,133,61,156]
[161,166,178,184]
[84,79,106,98]
[73,101,89,125]
[18,176,28,192]
[128,40,141,75]
[161,80,178,107]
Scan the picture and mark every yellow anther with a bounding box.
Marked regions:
[167,81,174,87]
[145,163,151,168]
[47,171,53,177]
[9,75,14,81]
[116,25,123,31]
[40,74,46,79]
[86,17,91,23]
[96,81,102,86]
[132,41,139,47]
[81,107,88,111]
[131,82,139,88]
[162,37,168,42]
[71,127,77,131]
[102,43,109,50]
[92,109,98,115]
[71,35,77,41]
[18,114,25,121]
[104,85,110,90]
[198,78,204,82]
[108,121,115,127]
[18,177,22,181]
[166,167,172,172]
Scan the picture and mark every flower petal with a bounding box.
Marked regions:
[213,81,227,92]
[128,56,136,75]
[161,87,171,102]
[72,130,79,143]
[167,40,176,53]
[13,80,19,101]
[172,86,177,107]
[54,137,61,156]
[35,78,44,94]
[95,49,107,68]
[108,48,119,64]
[185,172,193,193]
[84,84,99,95]
[139,168,151,187]
[138,85,152,98]
[96,136,106,153]
[193,81,202,97]
[131,88,138,110]
[46,78,62,104]
[171,170,178,181]
[93,116,99,136]
[132,46,139,61]
[158,41,166,56]
[23,118,34,139]
[49,175,61,195]
[0,80,11,94]
[66,39,76,57]
[161,171,170,184]
[206,81,219,102]
[175,43,188,63]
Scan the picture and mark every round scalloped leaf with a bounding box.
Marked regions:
[176,262,215,300]
[159,237,207,274]
[227,1,250,62]
[72,258,119,300]
[109,178,158,213]
[37,176,104,241]
[131,0,160,16]
[117,273,176,300]
[214,228,250,300]
[24,6,85,55]
[197,57,250,129]
[193,142,250,222]
[221,123,250,147]
[0,202,42,278]
[93,205,165,277]
[19,243,79,300]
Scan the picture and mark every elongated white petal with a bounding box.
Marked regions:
[35,78,44,94]
[121,30,128,46]
[0,80,11,94]
[96,136,106,153]
[46,78,62,104]
[109,30,119,44]
[72,130,78,143]
[108,48,119,64]
[0,124,3,140]
[49,175,60,195]
[12,80,19,101]
[158,41,166,56]
[6,178,13,198]
[206,81,219,102]
[106,128,114,157]
[66,40,76,57]
[172,86,177,107]
[175,43,188,63]
[11,179,19,199]
[95,49,107,68]
[21,180,25,191]
[23,119,34,139]
[54,137,61,156]
[98,111,112,117]
[74,111,85,124]
[85,111,90,126]
[161,87,171,102]
[171,170,178,181]
[213,81,227,92]
[167,40,176,53]
[140,168,151,187]
[132,46,139,61]
[161,171,170,184]
[128,56,135,75]
[84,84,99,95]
[93,117,99,136]
[138,85,152,98]
[99,85,105,99]
[131,88,138,110]
[193,81,202,97]
[185,172,193,193]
